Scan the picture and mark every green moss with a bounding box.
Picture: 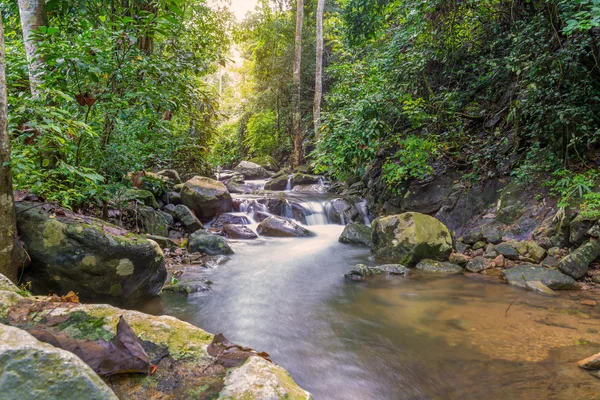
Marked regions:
[109,284,123,295]
[56,311,114,341]
[43,219,66,247]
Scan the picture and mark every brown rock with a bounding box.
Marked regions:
[580,299,597,306]
[494,254,505,268]
[579,352,600,370]
[472,249,484,257]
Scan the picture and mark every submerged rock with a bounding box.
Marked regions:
[524,281,557,296]
[16,202,166,305]
[188,230,234,255]
[339,223,372,246]
[344,264,411,281]
[371,212,453,267]
[501,264,575,290]
[558,241,600,279]
[180,176,232,221]
[234,161,269,180]
[415,259,463,274]
[0,324,118,400]
[579,352,600,370]
[257,216,315,238]
[223,224,258,240]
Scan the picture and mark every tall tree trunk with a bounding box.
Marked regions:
[292,0,304,169]
[313,0,325,140]
[0,15,19,283]
[17,0,48,96]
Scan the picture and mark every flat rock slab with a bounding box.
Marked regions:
[502,264,575,290]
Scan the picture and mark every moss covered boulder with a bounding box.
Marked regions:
[339,223,372,246]
[0,323,118,400]
[15,202,167,305]
[188,230,234,255]
[265,174,291,191]
[371,212,453,267]
[180,176,232,222]
[502,264,576,290]
[0,276,311,400]
[249,156,280,172]
[558,241,600,279]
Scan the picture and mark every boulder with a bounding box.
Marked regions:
[339,223,372,246]
[461,231,484,245]
[212,213,251,229]
[0,324,118,400]
[257,216,315,238]
[344,264,411,281]
[465,256,491,273]
[138,207,171,237]
[291,173,320,186]
[558,241,600,279]
[495,243,519,260]
[371,212,453,267]
[249,156,280,171]
[527,241,546,263]
[219,356,312,400]
[501,264,575,290]
[226,182,253,194]
[156,169,182,184]
[234,161,269,180]
[415,259,463,274]
[180,176,232,221]
[265,174,290,191]
[167,204,203,233]
[144,235,178,250]
[188,230,234,255]
[223,225,258,240]
[0,278,310,400]
[16,202,166,305]
[570,218,596,246]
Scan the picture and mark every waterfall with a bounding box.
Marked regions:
[285,175,293,191]
[356,200,371,226]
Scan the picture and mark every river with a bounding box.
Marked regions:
[140,188,600,399]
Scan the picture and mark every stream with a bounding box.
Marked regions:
[140,186,600,399]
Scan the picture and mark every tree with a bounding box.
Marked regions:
[0,13,19,283]
[17,0,48,96]
[313,0,324,140]
[292,0,304,168]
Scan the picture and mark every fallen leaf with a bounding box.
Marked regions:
[30,315,153,376]
[13,189,29,202]
[207,333,272,368]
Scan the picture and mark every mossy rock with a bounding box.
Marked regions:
[15,202,167,306]
[180,176,232,222]
[339,223,372,246]
[122,188,159,209]
[249,156,280,172]
[371,212,453,267]
[265,174,290,191]
[558,241,600,279]
[496,181,526,224]
[188,230,234,255]
[234,161,269,180]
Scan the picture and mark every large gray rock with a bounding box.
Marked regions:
[339,223,372,246]
[0,324,118,400]
[371,212,453,267]
[167,204,203,233]
[558,241,600,279]
[180,176,232,221]
[16,202,167,305]
[257,216,315,237]
[415,259,463,274]
[188,230,234,255]
[502,264,576,289]
[212,213,252,229]
[234,161,269,180]
[223,224,258,240]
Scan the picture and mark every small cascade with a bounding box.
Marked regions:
[285,175,293,191]
[246,179,269,191]
[300,201,328,225]
[356,200,371,226]
[282,200,294,219]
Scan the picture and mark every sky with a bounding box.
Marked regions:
[230,0,259,20]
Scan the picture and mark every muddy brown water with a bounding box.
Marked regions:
[140,222,600,399]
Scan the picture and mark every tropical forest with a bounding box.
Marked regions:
[2,0,600,398]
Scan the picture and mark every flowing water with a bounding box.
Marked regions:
[141,188,600,399]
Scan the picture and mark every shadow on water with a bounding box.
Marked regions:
[139,221,600,399]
